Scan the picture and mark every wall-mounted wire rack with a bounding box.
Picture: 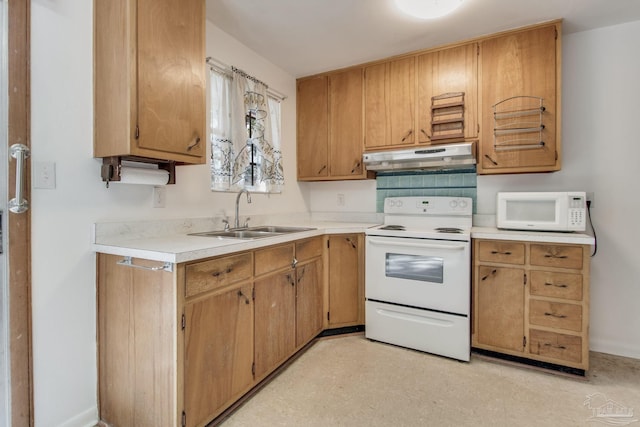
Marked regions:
[493,96,545,151]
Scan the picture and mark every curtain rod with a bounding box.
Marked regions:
[206,57,288,101]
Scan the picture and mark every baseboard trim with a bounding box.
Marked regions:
[589,338,640,360]
[55,406,98,427]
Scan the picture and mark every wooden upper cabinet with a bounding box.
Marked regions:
[329,68,364,177]
[417,43,479,144]
[479,23,560,174]
[94,0,206,163]
[297,68,367,181]
[297,76,329,179]
[364,57,416,149]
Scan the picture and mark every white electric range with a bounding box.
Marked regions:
[365,196,472,361]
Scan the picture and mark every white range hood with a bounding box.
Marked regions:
[363,142,476,172]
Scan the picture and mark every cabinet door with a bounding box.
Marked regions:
[329,68,364,177]
[417,43,478,143]
[183,284,254,427]
[295,258,324,347]
[475,266,525,352]
[297,76,329,179]
[479,24,558,173]
[328,234,362,327]
[364,57,415,149]
[254,271,296,379]
[137,0,205,160]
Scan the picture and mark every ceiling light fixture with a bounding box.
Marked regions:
[395,0,465,19]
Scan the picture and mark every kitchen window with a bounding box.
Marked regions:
[208,59,284,193]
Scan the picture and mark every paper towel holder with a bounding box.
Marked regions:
[101,156,176,188]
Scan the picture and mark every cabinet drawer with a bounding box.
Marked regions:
[530,244,583,270]
[477,240,525,264]
[529,329,582,364]
[296,237,323,262]
[529,299,582,332]
[255,244,295,276]
[186,253,252,298]
[530,270,583,301]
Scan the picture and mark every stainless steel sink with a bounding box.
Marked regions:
[247,226,315,233]
[189,230,277,239]
[189,226,315,240]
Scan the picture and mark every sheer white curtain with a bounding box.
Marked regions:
[209,66,283,192]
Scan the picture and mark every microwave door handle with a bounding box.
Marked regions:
[367,237,467,251]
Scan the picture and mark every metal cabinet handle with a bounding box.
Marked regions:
[9,143,30,214]
[544,282,568,288]
[481,269,497,281]
[291,257,298,268]
[187,136,201,151]
[237,290,250,305]
[544,254,568,259]
[116,256,173,272]
[544,312,567,319]
[491,250,512,255]
[543,342,566,350]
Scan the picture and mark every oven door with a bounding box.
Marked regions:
[365,235,470,315]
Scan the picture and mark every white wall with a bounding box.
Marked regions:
[30,2,303,425]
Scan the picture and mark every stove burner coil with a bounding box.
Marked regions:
[435,227,463,234]
[380,225,406,231]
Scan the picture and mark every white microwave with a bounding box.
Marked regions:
[496,191,587,232]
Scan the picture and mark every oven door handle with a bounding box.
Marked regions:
[367,237,467,251]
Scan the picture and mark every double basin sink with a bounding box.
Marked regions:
[189,225,316,240]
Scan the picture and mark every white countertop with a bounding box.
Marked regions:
[92,220,379,264]
[471,226,595,245]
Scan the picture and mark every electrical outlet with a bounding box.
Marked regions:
[337,193,345,206]
[153,186,166,208]
[586,192,594,208]
[33,161,56,189]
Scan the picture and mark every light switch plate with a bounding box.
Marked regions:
[33,161,56,189]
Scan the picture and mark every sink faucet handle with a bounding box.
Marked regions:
[243,217,251,228]
[222,218,230,231]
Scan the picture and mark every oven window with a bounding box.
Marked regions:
[385,253,444,283]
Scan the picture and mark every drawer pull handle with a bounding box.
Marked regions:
[212,267,233,278]
[543,343,567,350]
[237,290,250,305]
[544,254,568,259]
[544,312,567,319]
[544,282,568,288]
[491,251,512,255]
[481,269,497,281]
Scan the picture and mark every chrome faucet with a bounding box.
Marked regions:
[234,189,251,229]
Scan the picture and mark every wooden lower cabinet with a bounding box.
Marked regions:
[97,236,326,427]
[184,283,254,427]
[476,266,525,352]
[472,238,590,371]
[254,269,297,379]
[327,234,365,328]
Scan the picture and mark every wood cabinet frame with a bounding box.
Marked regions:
[472,238,590,371]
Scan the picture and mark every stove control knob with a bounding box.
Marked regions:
[388,199,396,207]
[459,199,468,208]
[397,200,403,208]
[449,200,458,208]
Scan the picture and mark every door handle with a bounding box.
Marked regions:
[367,237,467,251]
[9,143,30,214]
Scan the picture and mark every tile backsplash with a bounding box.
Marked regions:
[375,167,477,213]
